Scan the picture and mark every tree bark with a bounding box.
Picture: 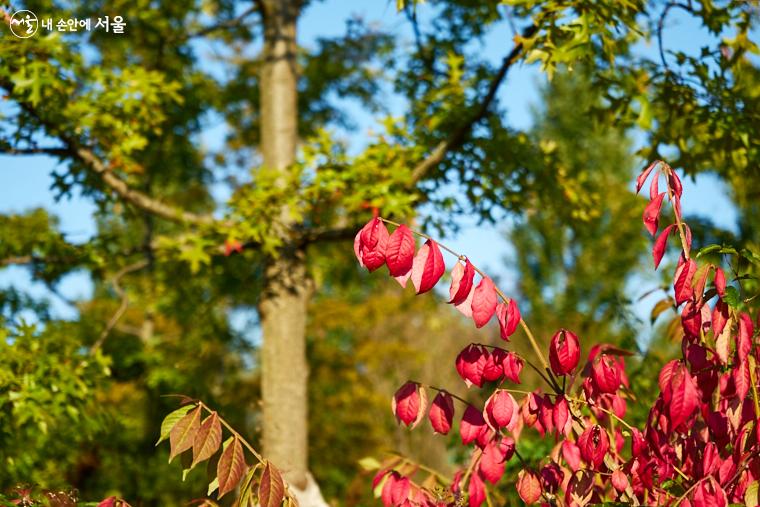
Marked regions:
[257,2,326,505]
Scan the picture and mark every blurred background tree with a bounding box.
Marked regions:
[0,0,758,505]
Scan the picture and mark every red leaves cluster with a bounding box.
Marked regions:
[359,164,760,507]
[354,218,521,333]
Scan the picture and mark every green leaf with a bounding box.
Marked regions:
[724,286,743,309]
[358,456,382,471]
[696,244,721,258]
[741,248,760,266]
[156,404,195,446]
[238,464,261,507]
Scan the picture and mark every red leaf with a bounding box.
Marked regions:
[385,225,415,277]
[381,471,410,507]
[429,392,454,435]
[460,405,487,445]
[468,471,486,507]
[738,313,754,365]
[411,240,445,294]
[552,395,571,436]
[643,192,666,236]
[516,469,542,504]
[682,300,703,338]
[653,224,676,269]
[484,390,518,431]
[692,477,727,507]
[611,470,629,492]
[562,440,581,471]
[471,277,497,328]
[479,442,506,484]
[549,329,580,375]
[649,171,660,200]
[578,425,610,469]
[169,405,201,462]
[356,217,389,271]
[734,360,751,400]
[668,367,699,429]
[712,299,729,337]
[455,344,487,388]
[636,160,660,194]
[482,350,503,382]
[392,382,423,428]
[496,299,520,341]
[540,463,564,493]
[668,169,683,198]
[217,437,246,498]
[501,352,524,384]
[449,259,475,305]
[714,267,726,297]
[674,259,697,306]
[658,360,680,402]
[192,412,222,467]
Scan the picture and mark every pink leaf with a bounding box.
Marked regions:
[429,391,455,435]
[653,224,676,269]
[357,217,389,271]
[516,469,542,504]
[643,192,666,236]
[460,405,487,445]
[668,169,683,198]
[411,240,445,294]
[483,390,518,431]
[549,329,580,376]
[385,225,415,277]
[454,284,475,317]
[471,277,497,328]
[496,299,520,341]
[449,259,475,305]
[674,258,697,306]
[738,313,754,365]
[468,471,486,507]
[392,382,420,427]
[636,160,660,194]
[714,267,726,297]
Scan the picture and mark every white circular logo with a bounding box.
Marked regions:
[9,10,38,38]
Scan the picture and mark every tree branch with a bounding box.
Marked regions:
[408,24,537,185]
[73,146,217,226]
[91,259,150,353]
[0,77,218,227]
[181,4,259,40]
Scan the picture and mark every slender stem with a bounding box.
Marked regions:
[426,384,471,406]
[673,476,707,506]
[663,163,690,259]
[391,454,451,485]
[378,218,553,375]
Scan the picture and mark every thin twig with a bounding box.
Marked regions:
[91,260,149,353]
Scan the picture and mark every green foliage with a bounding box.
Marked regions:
[0,320,109,485]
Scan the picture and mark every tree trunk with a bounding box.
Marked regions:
[258,1,326,505]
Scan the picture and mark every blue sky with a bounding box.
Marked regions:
[0,1,742,342]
